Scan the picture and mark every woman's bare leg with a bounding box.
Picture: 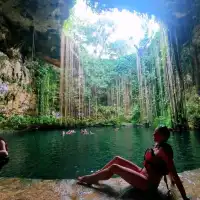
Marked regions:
[78,164,149,191]
[100,156,141,172]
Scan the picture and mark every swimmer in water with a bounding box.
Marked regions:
[90,131,94,135]
[81,129,89,135]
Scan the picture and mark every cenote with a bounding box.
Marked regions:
[0,127,200,180]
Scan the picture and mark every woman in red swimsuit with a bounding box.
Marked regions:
[77,126,189,200]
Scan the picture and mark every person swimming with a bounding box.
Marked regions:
[62,131,65,136]
[81,129,88,135]
[66,130,73,135]
[114,128,119,132]
[71,130,76,134]
[62,130,75,135]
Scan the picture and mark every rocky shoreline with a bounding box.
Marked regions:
[0,169,199,200]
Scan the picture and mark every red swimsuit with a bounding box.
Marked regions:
[143,143,173,176]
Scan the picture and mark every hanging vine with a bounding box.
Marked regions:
[34,61,59,116]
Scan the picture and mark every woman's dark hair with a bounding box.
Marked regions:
[156,126,170,141]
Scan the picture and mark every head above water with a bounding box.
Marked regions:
[153,126,170,143]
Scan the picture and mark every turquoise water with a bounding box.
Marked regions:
[0,127,200,179]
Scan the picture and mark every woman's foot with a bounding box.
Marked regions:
[77,176,99,185]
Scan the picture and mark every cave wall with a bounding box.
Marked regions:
[0,0,73,116]
[0,50,36,116]
[0,0,73,61]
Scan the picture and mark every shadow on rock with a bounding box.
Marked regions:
[83,183,177,200]
[119,186,176,200]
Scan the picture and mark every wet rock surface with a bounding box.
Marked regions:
[0,169,199,200]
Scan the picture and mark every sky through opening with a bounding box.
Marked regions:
[66,0,160,57]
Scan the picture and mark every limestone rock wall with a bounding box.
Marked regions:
[0,0,73,61]
[0,51,36,116]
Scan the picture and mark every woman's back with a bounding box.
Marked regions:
[143,142,174,187]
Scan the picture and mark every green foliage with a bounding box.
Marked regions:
[1,115,60,129]
[131,104,141,124]
[186,87,200,129]
[62,4,165,127]
[33,60,59,115]
[153,116,172,128]
[0,114,5,124]
[96,106,118,118]
[4,4,199,131]
[115,54,137,76]
[0,114,123,130]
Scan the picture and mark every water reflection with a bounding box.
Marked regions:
[170,131,195,171]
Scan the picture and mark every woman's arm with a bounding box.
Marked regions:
[159,150,189,200]
[168,165,188,200]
